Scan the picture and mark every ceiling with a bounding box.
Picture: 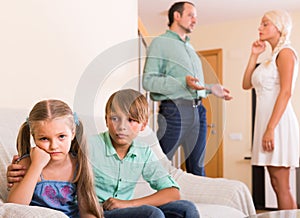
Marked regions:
[138,0,300,36]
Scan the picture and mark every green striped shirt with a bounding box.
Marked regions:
[143,30,210,101]
[89,131,179,203]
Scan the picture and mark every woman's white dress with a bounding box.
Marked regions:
[251,46,299,167]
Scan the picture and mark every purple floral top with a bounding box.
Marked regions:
[30,174,79,218]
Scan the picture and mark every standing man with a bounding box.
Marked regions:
[143,1,232,176]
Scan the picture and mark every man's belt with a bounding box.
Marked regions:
[161,97,202,108]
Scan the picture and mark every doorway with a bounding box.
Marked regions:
[197,49,224,178]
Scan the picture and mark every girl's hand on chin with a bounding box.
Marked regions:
[30,146,50,167]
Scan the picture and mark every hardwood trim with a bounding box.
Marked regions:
[198,48,223,83]
[198,48,224,177]
[138,17,149,37]
[138,17,153,46]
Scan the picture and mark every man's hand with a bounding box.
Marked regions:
[7,155,27,189]
[103,198,133,211]
[223,88,233,101]
[186,75,205,90]
[211,84,233,100]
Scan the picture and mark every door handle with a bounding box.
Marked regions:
[207,123,216,128]
[211,130,217,135]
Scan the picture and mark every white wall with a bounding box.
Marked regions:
[191,11,300,190]
[0,0,138,116]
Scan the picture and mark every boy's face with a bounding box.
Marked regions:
[106,106,147,149]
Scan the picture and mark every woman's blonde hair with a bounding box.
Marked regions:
[16,99,103,217]
[105,89,149,124]
[264,10,293,54]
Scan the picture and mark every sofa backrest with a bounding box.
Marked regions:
[0,109,28,202]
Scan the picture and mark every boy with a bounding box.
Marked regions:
[7,89,199,218]
[90,89,199,217]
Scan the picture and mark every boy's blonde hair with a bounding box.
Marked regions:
[105,89,149,124]
[17,99,103,217]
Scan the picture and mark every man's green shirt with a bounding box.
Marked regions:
[143,30,210,101]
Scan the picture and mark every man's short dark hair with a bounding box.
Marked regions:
[168,1,195,27]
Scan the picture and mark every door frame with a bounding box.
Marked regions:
[198,48,223,177]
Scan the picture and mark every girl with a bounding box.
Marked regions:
[7,99,103,217]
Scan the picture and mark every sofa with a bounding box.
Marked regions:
[0,108,256,217]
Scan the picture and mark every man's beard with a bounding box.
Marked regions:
[178,23,193,34]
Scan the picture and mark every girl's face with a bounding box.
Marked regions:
[33,118,75,160]
[258,16,280,42]
[106,107,147,149]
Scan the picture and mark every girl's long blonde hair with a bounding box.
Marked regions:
[16,99,103,217]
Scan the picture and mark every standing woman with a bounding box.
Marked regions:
[243,10,299,209]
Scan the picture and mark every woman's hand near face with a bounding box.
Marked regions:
[252,40,266,55]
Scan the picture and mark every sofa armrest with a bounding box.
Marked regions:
[0,203,68,218]
[171,169,256,216]
[136,128,256,216]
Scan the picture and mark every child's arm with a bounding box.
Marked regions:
[103,187,180,210]
[7,147,50,204]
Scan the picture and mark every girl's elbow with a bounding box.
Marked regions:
[7,198,29,205]
[6,194,15,203]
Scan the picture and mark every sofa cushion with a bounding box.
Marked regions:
[197,203,246,218]
[0,203,68,218]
